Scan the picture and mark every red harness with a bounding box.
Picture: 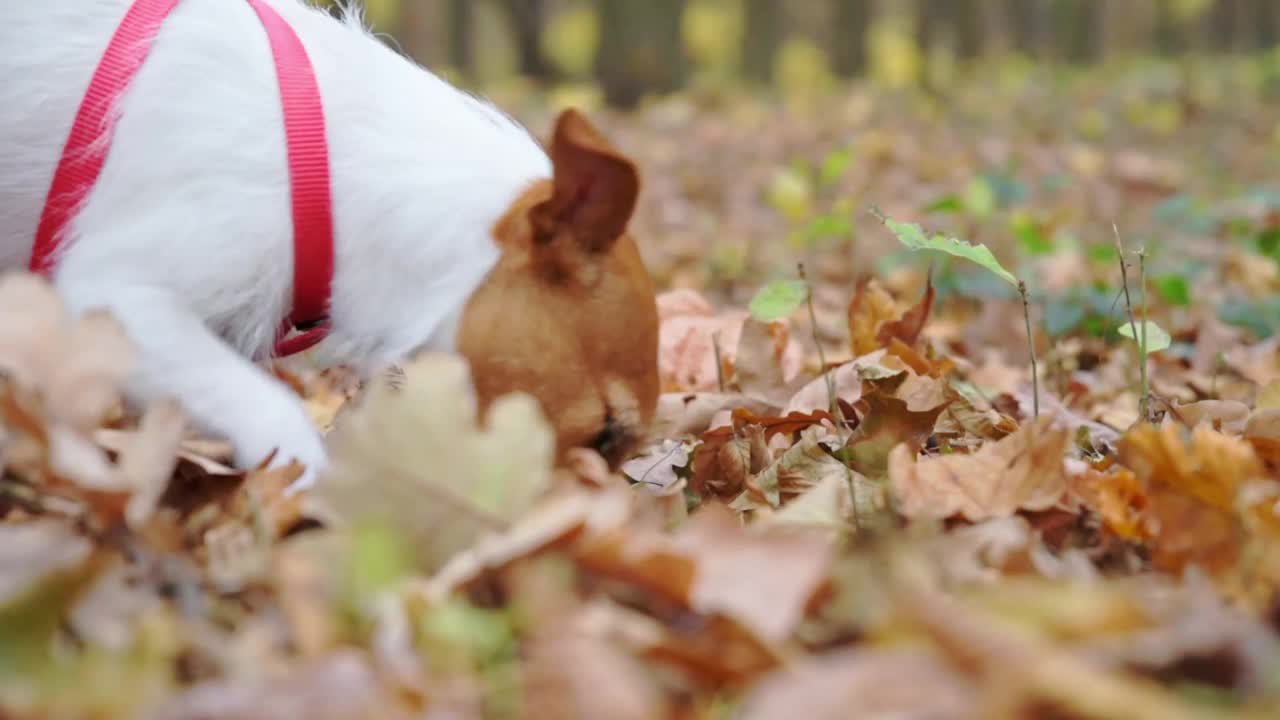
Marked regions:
[30,0,334,357]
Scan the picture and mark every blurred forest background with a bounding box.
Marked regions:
[325,0,1280,107]
[312,0,1280,340]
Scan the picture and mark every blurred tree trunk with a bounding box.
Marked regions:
[1056,0,1103,64]
[398,0,445,67]
[917,0,981,61]
[1209,0,1243,52]
[1255,0,1279,50]
[447,0,473,80]
[915,0,938,56]
[595,0,687,108]
[1154,0,1185,55]
[831,0,872,77]
[743,0,781,84]
[950,0,983,60]
[499,0,556,81]
[1006,0,1038,55]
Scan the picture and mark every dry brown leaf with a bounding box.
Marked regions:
[657,290,803,394]
[899,583,1215,720]
[522,617,667,720]
[421,490,632,603]
[968,349,1027,397]
[844,392,950,479]
[577,503,833,646]
[118,399,186,530]
[620,439,690,491]
[1170,399,1250,435]
[847,277,901,356]
[1244,408,1280,469]
[1119,423,1266,516]
[318,353,554,573]
[1117,423,1280,592]
[734,317,802,405]
[650,391,775,438]
[690,424,769,499]
[150,651,414,720]
[1069,466,1151,542]
[890,416,1069,521]
[875,271,935,349]
[784,362,861,415]
[0,519,94,606]
[737,648,974,720]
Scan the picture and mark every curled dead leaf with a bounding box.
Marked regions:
[847,277,900,356]
[890,416,1069,521]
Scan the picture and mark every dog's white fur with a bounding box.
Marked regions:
[0,0,552,485]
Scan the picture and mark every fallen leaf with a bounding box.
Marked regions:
[1069,466,1151,542]
[621,439,690,491]
[690,424,769,499]
[651,392,775,438]
[523,616,668,720]
[844,393,950,479]
[1169,399,1249,435]
[317,353,555,573]
[847,277,901,356]
[737,647,974,720]
[875,271,934,349]
[577,504,834,645]
[734,317,799,405]
[784,362,862,415]
[890,416,1069,521]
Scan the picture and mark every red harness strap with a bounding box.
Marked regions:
[30,0,334,358]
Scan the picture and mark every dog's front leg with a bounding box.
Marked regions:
[58,282,328,489]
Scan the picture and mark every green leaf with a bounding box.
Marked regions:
[766,167,814,224]
[749,280,809,322]
[818,147,854,188]
[1011,214,1054,255]
[882,217,1018,286]
[1257,227,1280,259]
[797,213,852,245]
[1152,274,1191,307]
[924,194,964,214]
[964,177,997,219]
[1118,321,1172,354]
[1086,243,1119,264]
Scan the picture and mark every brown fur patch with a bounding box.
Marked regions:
[456,110,658,468]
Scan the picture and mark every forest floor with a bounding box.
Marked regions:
[4,59,1280,719]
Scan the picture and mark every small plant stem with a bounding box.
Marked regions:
[1138,247,1150,421]
[711,331,726,393]
[1018,280,1040,419]
[1114,225,1148,423]
[797,263,840,420]
[799,264,860,536]
[1211,351,1225,399]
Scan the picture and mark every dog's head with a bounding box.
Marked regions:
[457,109,658,467]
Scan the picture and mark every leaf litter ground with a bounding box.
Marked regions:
[5,62,1280,718]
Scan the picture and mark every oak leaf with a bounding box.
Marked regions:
[889,416,1069,520]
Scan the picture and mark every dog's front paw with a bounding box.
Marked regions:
[233,402,329,493]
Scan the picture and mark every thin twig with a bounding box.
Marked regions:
[1018,280,1040,419]
[711,331,726,393]
[797,264,838,416]
[1113,225,1148,423]
[1138,246,1150,421]
[799,263,859,534]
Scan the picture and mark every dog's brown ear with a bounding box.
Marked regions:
[530,109,639,254]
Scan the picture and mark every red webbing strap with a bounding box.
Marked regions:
[245,0,334,357]
[31,0,335,358]
[29,0,182,276]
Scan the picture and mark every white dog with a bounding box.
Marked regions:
[0,0,659,487]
